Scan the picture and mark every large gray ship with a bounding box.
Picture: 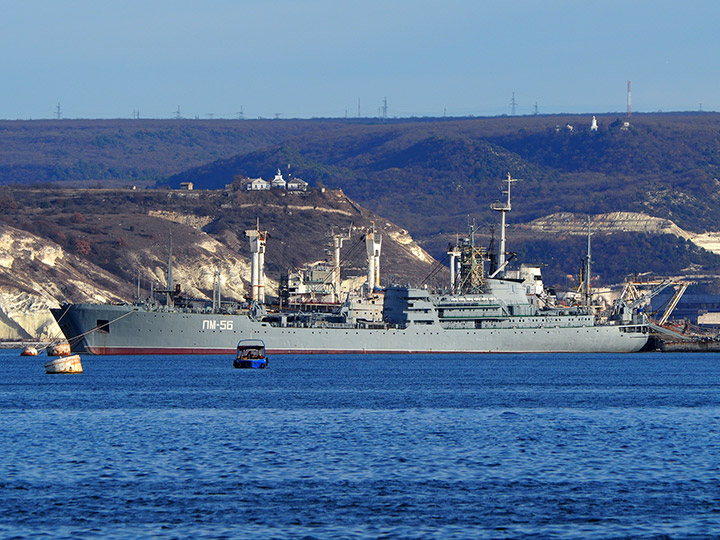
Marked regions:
[52,176,650,354]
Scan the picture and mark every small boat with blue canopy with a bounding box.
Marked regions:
[234,339,268,369]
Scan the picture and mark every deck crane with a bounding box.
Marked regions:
[619,279,692,324]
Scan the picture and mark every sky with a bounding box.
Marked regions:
[1,0,718,120]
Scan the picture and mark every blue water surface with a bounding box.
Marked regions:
[2,350,720,539]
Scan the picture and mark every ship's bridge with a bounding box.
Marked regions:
[383,287,439,326]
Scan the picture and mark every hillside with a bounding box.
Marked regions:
[0,224,129,340]
[160,113,720,286]
[0,118,359,185]
[0,185,439,339]
[2,114,720,295]
[161,114,720,235]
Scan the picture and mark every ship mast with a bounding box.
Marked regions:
[490,173,518,275]
[455,218,486,294]
[166,230,173,307]
[583,218,592,311]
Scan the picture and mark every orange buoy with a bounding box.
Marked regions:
[44,355,83,374]
[47,342,71,356]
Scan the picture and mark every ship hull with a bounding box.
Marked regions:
[52,304,649,355]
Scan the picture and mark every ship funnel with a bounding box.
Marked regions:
[447,243,462,293]
[331,228,352,303]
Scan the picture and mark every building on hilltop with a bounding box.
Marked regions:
[246,178,270,191]
[270,169,287,189]
[287,177,308,191]
[243,168,308,192]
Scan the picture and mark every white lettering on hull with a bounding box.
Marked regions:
[202,320,234,331]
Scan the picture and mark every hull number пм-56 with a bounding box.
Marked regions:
[202,320,234,331]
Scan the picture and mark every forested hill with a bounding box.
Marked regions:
[0,118,357,185]
[3,113,720,287]
[162,113,720,251]
[161,114,720,227]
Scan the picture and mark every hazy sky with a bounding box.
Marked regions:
[1,0,718,119]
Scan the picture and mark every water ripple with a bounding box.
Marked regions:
[3,351,720,538]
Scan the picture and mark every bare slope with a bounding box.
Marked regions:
[3,114,720,291]
[0,186,439,339]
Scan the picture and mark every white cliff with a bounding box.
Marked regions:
[387,228,435,265]
[518,211,720,254]
[0,226,128,340]
[0,220,264,340]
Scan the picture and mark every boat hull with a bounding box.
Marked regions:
[52,304,649,355]
[233,359,268,369]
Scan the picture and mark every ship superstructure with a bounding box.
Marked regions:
[52,175,649,355]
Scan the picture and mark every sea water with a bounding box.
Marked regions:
[2,349,720,539]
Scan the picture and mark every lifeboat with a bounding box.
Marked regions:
[20,346,38,356]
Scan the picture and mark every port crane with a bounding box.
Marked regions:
[620,278,691,325]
